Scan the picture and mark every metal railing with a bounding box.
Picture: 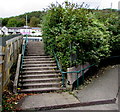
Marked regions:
[20,36,28,71]
[53,50,95,89]
[14,36,28,93]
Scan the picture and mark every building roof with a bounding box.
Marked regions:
[1,26,41,30]
[8,27,31,30]
[32,27,41,30]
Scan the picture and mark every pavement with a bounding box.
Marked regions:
[16,65,119,111]
[58,65,119,111]
[74,65,118,102]
[16,92,80,111]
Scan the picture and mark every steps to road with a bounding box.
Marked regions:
[22,63,56,67]
[20,87,62,93]
[23,66,57,70]
[16,92,80,110]
[22,82,61,88]
[20,74,61,78]
[23,60,55,64]
[18,41,62,93]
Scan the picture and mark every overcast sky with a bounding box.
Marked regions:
[0,0,119,18]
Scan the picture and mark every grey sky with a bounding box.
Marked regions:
[0,0,119,18]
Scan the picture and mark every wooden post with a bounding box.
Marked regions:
[0,45,5,111]
[2,35,23,89]
[13,54,21,93]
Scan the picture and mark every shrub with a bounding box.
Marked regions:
[42,2,119,70]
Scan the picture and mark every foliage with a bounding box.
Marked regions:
[42,2,119,70]
[94,10,120,55]
[2,18,9,26]
[17,18,26,27]
[7,18,17,27]
[1,11,45,27]
[30,16,40,27]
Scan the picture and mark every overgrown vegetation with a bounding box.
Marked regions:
[1,11,46,27]
[42,2,120,70]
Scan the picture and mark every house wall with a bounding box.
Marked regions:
[1,26,42,36]
[1,26,9,35]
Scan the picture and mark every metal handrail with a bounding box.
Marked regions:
[53,50,96,88]
[20,37,27,71]
[53,50,62,72]
[62,64,95,74]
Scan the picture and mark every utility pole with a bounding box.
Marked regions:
[111,2,112,9]
[110,2,113,13]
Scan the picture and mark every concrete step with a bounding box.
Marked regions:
[20,74,61,78]
[19,78,62,83]
[22,66,57,70]
[22,70,60,74]
[22,63,56,67]
[25,54,46,56]
[21,82,61,88]
[23,58,53,61]
[27,51,45,54]
[23,61,55,64]
[24,56,51,58]
[19,87,62,93]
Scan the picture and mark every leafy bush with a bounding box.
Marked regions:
[94,10,120,55]
[42,2,119,70]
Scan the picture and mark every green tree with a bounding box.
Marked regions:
[0,18,2,26]
[2,18,9,26]
[30,16,39,27]
[1,11,45,28]
[7,18,17,27]
[94,10,120,55]
[17,18,25,27]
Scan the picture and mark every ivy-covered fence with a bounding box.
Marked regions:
[42,2,120,70]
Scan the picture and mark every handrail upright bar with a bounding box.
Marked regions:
[53,50,62,72]
[20,39,27,71]
[53,50,65,87]
[53,50,96,88]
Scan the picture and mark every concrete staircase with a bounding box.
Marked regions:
[18,41,62,93]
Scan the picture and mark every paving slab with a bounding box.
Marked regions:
[74,65,118,103]
[56,66,119,111]
[16,92,80,110]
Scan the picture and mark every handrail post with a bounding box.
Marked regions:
[53,49,96,90]
[21,55,23,70]
[26,34,28,44]
[76,73,79,89]
[13,54,21,93]
[82,70,84,83]
[62,73,65,87]
[21,39,26,71]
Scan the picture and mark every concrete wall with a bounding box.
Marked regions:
[67,63,90,88]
